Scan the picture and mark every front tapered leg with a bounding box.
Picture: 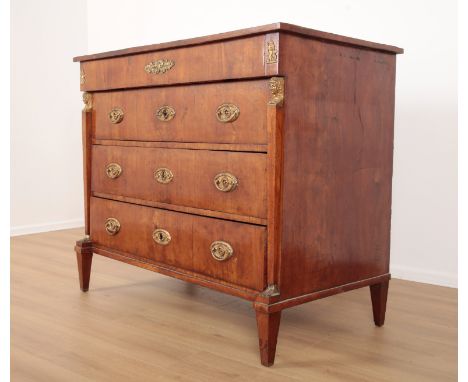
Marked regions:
[75,238,93,292]
[255,309,282,366]
[370,280,389,326]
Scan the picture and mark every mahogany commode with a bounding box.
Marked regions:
[73,23,403,366]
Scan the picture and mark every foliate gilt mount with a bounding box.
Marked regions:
[82,92,92,112]
[268,77,284,106]
[144,59,175,74]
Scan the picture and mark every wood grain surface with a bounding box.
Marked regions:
[11,228,456,381]
[73,22,403,62]
[80,35,270,91]
[89,197,267,291]
[277,33,396,299]
[73,23,405,367]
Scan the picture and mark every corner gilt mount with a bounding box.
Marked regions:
[82,92,92,112]
[260,284,280,297]
[268,77,284,106]
[266,40,278,64]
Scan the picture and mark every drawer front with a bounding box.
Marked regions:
[90,197,266,291]
[91,145,267,219]
[80,35,276,91]
[92,80,268,145]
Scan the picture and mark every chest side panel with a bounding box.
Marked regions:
[278,34,396,299]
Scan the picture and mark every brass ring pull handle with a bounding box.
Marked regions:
[109,108,124,124]
[144,59,175,74]
[214,172,238,192]
[153,229,171,245]
[106,163,122,179]
[105,218,121,236]
[216,103,240,123]
[154,168,174,184]
[210,241,234,261]
[156,106,176,121]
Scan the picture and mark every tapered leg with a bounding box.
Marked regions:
[255,309,282,367]
[75,238,93,292]
[370,280,389,326]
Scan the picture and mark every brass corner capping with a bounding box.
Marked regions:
[260,284,280,297]
[266,40,278,64]
[82,92,92,112]
[77,235,92,244]
[268,77,284,106]
[144,59,175,74]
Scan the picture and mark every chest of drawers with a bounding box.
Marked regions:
[73,23,403,366]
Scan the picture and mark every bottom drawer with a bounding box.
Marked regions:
[90,197,266,291]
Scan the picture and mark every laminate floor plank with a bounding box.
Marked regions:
[11,228,457,381]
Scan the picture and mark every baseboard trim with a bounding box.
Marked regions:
[390,264,457,288]
[10,219,84,237]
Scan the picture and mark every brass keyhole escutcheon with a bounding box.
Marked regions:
[214,172,238,192]
[109,108,124,124]
[105,163,122,179]
[154,168,174,184]
[153,229,171,245]
[105,218,121,236]
[210,241,234,261]
[156,106,176,121]
[216,103,240,123]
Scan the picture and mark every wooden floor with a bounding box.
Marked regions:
[11,228,457,381]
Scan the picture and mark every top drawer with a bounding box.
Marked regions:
[80,35,278,91]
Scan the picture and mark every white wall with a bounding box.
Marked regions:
[11,0,457,287]
[11,0,87,235]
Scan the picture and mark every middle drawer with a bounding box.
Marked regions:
[91,145,268,219]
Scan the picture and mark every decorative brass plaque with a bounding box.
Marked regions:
[210,241,234,261]
[154,168,174,184]
[268,77,284,106]
[105,218,121,236]
[82,92,92,112]
[216,103,240,123]
[214,172,238,192]
[80,68,86,84]
[144,59,175,74]
[105,163,122,179]
[266,40,278,64]
[109,108,124,124]
[152,228,171,245]
[156,106,176,121]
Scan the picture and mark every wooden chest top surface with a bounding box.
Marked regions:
[74,22,403,62]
